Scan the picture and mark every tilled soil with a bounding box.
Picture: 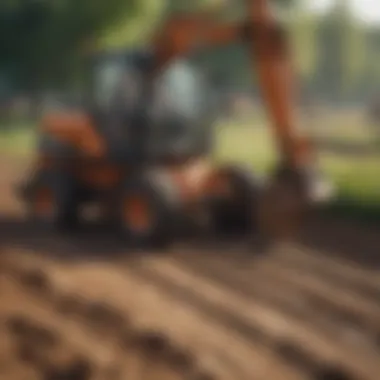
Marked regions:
[1,156,380,380]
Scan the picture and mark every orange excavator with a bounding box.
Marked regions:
[17,0,334,248]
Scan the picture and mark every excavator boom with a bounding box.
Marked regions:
[151,0,313,171]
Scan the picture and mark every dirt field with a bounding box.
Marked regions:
[1,156,380,380]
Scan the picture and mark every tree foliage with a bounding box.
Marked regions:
[0,0,300,91]
[311,0,368,100]
[0,0,140,90]
[1,0,380,104]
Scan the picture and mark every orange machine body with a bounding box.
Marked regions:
[41,112,106,158]
[38,110,217,205]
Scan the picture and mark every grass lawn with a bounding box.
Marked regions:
[214,122,380,224]
[1,117,380,224]
[0,123,36,155]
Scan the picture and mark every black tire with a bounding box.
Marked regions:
[116,171,182,249]
[207,165,263,236]
[21,169,80,232]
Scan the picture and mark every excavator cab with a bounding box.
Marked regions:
[88,49,215,162]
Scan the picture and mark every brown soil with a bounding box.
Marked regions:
[1,156,380,380]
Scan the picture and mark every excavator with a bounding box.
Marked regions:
[17,0,334,248]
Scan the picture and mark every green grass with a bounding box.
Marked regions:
[308,110,376,145]
[214,122,380,224]
[214,123,380,199]
[0,124,36,155]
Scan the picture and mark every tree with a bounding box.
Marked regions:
[287,1,319,81]
[312,0,367,101]
[0,0,141,91]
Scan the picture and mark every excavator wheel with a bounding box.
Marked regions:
[20,169,80,232]
[117,172,182,249]
[206,165,263,237]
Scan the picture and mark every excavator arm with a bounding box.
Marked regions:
[151,0,313,171]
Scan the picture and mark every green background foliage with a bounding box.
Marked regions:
[1,0,379,101]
